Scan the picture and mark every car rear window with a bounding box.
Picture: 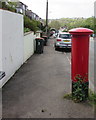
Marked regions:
[59,34,71,39]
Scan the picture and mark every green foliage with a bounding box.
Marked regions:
[1,2,5,8]
[24,16,40,32]
[88,90,96,105]
[49,17,94,31]
[0,2,2,8]
[42,25,51,33]
[94,17,96,34]
[1,2,43,33]
[64,91,96,105]
[7,5,16,12]
[82,17,94,30]
[36,20,42,29]
[2,2,16,12]
[49,20,61,30]
[40,25,46,32]
[8,2,17,7]
[63,93,72,100]
[72,74,88,102]
[72,82,88,102]
[24,28,31,33]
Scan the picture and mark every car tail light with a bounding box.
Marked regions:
[57,39,61,41]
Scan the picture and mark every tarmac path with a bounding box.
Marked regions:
[2,38,95,118]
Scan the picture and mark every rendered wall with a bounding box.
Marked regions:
[89,37,94,92]
[24,32,36,62]
[0,10,2,71]
[0,10,23,87]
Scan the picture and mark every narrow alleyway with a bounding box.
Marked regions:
[2,38,94,118]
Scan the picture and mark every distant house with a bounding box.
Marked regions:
[26,10,39,21]
[0,1,9,9]
[30,12,36,20]
[35,14,40,21]
[31,12,38,21]
[31,12,35,20]
[26,9,32,19]
[16,1,28,15]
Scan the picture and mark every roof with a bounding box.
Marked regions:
[19,1,28,7]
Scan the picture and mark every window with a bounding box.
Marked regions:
[59,34,71,39]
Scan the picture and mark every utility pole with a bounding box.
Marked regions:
[46,0,48,36]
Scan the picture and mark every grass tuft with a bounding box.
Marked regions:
[63,90,96,105]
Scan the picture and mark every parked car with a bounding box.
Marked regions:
[53,33,58,38]
[54,32,72,50]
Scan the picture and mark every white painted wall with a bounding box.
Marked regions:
[0,10,41,88]
[24,32,36,62]
[89,37,94,92]
[0,10,23,87]
[0,10,2,71]
[0,11,2,118]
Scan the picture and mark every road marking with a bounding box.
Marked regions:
[67,56,71,65]
[64,52,71,65]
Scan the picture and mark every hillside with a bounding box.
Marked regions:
[49,17,94,32]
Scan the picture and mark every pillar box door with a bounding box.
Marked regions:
[69,28,93,101]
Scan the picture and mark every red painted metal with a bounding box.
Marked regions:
[69,28,93,82]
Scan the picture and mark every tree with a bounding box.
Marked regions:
[49,20,61,30]
[49,17,94,31]
[24,16,42,32]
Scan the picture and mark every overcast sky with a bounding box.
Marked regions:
[21,0,95,19]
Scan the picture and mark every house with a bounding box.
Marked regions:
[31,12,35,20]
[26,9,32,19]
[24,9,44,26]
[32,12,37,20]
[0,1,9,9]
[36,14,40,21]
[26,11,37,20]
[16,1,28,15]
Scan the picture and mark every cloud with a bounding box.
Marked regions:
[21,0,95,19]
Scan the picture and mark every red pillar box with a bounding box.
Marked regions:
[69,28,93,101]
